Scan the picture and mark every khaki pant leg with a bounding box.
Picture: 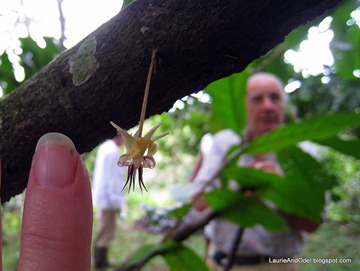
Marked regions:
[95,209,118,247]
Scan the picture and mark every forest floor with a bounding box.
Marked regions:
[2,219,359,271]
[107,220,360,271]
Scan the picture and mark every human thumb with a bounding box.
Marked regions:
[18,133,92,271]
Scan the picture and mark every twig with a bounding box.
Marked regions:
[56,0,66,47]
[137,50,157,137]
[167,208,218,242]
[223,227,244,271]
[114,209,218,271]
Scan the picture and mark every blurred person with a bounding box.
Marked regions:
[92,135,126,270]
[192,72,321,271]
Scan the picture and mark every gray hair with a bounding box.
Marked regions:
[247,72,288,104]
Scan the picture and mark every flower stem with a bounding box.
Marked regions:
[138,50,157,137]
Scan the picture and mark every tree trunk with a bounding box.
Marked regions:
[0,0,342,202]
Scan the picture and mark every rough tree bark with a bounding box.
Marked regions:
[0,0,342,202]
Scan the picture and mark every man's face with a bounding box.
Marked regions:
[246,78,284,139]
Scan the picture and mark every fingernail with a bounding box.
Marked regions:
[33,133,78,189]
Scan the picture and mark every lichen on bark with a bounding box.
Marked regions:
[68,36,99,86]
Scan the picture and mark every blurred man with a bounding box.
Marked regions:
[193,72,320,271]
[92,135,126,270]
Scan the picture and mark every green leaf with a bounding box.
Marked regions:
[330,0,360,80]
[221,165,280,190]
[0,53,18,94]
[205,189,288,231]
[122,0,135,8]
[124,240,209,270]
[125,243,164,268]
[315,136,360,159]
[244,112,360,155]
[168,203,192,219]
[161,241,209,271]
[205,72,248,134]
[261,146,332,221]
[19,37,63,80]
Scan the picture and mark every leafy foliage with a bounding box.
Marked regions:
[161,241,209,271]
[315,136,360,159]
[203,112,359,229]
[122,240,209,271]
[323,150,360,223]
[331,0,360,80]
[18,37,64,79]
[205,72,248,133]
[0,53,18,94]
[205,189,289,231]
[154,96,211,157]
[243,112,360,155]
[287,0,360,121]
[0,37,63,95]
[270,146,332,221]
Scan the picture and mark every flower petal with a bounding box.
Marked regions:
[152,132,169,142]
[142,156,156,169]
[147,140,158,156]
[143,124,162,142]
[110,121,135,151]
[128,147,140,159]
[118,154,132,166]
[134,137,148,156]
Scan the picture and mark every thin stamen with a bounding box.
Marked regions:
[131,166,136,192]
[122,166,132,192]
[138,166,148,193]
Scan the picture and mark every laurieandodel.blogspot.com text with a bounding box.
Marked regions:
[269,257,352,265]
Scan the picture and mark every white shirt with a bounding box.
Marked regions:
[92,139,126,210]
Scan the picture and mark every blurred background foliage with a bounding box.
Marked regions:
[1,0,360,270]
